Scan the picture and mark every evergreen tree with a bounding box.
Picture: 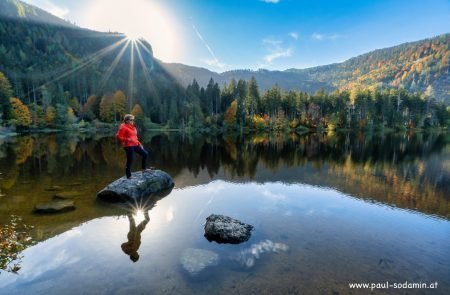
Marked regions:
[246,77,260,116]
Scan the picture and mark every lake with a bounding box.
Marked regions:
[0,131,449,294]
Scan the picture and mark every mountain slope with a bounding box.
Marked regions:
[161,62,223,87]
[290,33,450,103]
[165,34,450,104]
[0,0,75,27]
[0,0,185,123]
[221,69,333,93]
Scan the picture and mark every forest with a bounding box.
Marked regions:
[0,17,448,133]
[1,71,449,132]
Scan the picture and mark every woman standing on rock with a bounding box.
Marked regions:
[116,114,151,179]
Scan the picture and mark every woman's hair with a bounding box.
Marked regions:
[123,114,135,123]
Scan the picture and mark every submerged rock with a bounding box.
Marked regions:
[53,191,81,199]
[204,214,253,244]
[231,240,289,269]
[180,248,220,276]
[97,170,174,202]
[45,185,64,191]
[34,199,76,214]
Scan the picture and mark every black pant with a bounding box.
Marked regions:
[124,145,148,178]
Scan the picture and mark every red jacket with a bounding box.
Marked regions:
[116,123,141,147]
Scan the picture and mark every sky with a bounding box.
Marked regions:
[22,0,450,73]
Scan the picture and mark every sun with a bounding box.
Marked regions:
[126,32,141,41]
[82,0,179,62]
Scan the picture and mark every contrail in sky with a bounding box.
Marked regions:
[192,23,227,69]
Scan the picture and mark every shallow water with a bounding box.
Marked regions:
[0,131,449,294]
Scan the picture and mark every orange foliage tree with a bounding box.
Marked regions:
[9,97,32,128]
[224,100,237,128]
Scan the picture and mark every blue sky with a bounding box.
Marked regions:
[23,0,450,72]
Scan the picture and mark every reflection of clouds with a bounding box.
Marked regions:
[306,209,316,216]
[261,188,286,200]
[232,240,289,269]
[283,210,293,216]
[203,181,226,195]
[166,206,174,222]
[258,187,288,214]
[194,181,226,221]
[0,229,82,287]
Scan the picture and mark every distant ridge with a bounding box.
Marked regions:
[0,0,75,27]
[163,33,450,104]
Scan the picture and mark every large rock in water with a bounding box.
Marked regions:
[204,214,253,244]
[97,170,174,202]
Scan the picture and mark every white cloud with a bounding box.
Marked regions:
[261,0,281,3]
[289,32,299,40]
[23,0,69,18]
[259,36,293,67]
[192,24,229,70]
[263,38,283,45]
[312,32,342,41]
[264,48,292,63]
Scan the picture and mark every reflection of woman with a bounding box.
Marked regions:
[115,114,150,179]
[121,211,150,262]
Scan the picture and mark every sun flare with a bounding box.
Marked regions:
[82,0,179,62]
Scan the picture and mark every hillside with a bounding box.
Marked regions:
[0,0,75,27]
[162,62,223,87]
[221,69,333,94]
[290,33,450,103]
[0,0,184,122]
[166,34,450,104]
[162,63,333,94]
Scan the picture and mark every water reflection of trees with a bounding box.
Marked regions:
[149,131,449,218]
[0,131,448,218]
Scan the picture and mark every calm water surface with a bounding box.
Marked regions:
[0,131,449,294]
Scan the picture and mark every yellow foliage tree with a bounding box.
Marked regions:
[46,106,56,126]
[131,103,145,126]
[67,106,77,124]
[83,95,97,113]
[224,100,237,128]
[100,90,127,123]
[112,90,127,122]
[69,98,81,116]
[99,93,114,122]
[9,97,32,128]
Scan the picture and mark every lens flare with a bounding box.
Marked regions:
[82,0,179,62]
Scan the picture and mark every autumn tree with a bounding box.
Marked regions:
[9,97,32,128]
[99,93,114,122]
[69,97,81,116]
[224,100,238,128]
[82,95,97,121]
[0,72,13,124]
[131,103,145,126]
[112,90,127,122]
[45,106,56,126]
[29,103,46,128]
